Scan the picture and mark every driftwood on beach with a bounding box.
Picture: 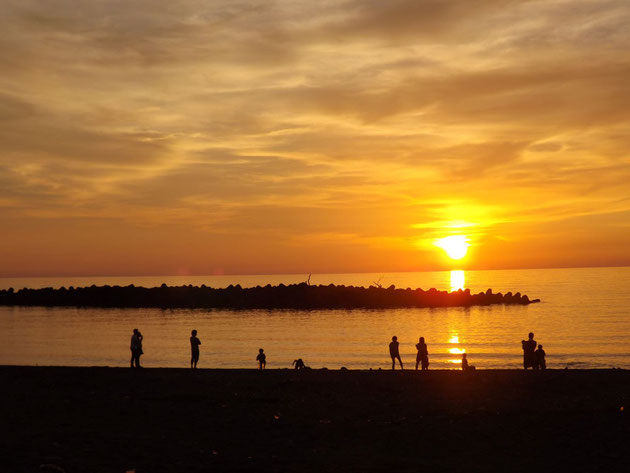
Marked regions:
[0,283,540,309]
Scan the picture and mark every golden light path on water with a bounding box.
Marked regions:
[450,270,465,292]
[448,271,466,365]
[447,333,465,364]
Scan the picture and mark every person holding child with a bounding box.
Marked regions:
[521,332,537,369]
[415,337,429,370]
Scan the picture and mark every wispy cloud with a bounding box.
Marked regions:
[1,0,629,275]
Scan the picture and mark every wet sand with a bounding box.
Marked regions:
[1,367,628,472]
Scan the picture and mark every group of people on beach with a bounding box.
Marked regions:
[389,335,474,371]
[130,329,546,370]
[389,332,546,371]
[130,328,201,369]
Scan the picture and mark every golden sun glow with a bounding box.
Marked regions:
[2,2,630,277]
[450,270,465,292]
[435,236,470,260]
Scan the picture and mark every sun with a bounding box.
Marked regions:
[435,235,469,260]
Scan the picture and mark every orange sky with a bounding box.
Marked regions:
[1,0,630,277]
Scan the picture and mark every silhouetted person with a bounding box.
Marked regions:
[293,358,305,370]
[521,332,537,369]
[190,329,201,369]
[257,348,266,370]
[389,336,403,370]
[130,328,143,368]
[535,344,546,370]
[415,336,429,370]
[462,353,475,371]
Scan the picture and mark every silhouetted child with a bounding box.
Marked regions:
[415,336,429,370]
[190,329,201,369]
[293,358,305,370]
[256,348,266,370]
[462,353,475,371]
[130,328,143,368]
[389,336,403,370]
[535,344,546,370]
[521,332,537,369]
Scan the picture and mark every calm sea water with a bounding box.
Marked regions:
[0,267,629,369]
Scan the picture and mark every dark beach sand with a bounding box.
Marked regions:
[1,367,628,473]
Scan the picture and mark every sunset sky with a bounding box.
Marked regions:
[1,0,629,277]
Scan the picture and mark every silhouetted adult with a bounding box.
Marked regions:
[521,332,537,369]
[535,344,546,370]
[130,328,143,368]
[256,348,266,370]
[415,337,429,370]
[190,329,201,369]
[389,336,403,370]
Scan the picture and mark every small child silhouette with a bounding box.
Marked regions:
[462,353,475,371]
[256,348,266,370]
[535,344,546,370]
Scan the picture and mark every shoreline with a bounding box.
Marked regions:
[1,364,627,371]
[3,366,628,472]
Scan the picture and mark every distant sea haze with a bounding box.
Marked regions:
[1,267,629,369]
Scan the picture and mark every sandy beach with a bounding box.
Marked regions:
[1,366,628,472]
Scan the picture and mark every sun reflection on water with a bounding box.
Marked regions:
[447,332,465,366]
[450,270,465,292]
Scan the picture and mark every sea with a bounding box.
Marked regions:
[0,267,629,370]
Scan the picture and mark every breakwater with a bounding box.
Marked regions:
[0,283,540,309]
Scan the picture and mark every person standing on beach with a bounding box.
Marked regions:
[130,328,143,368]
[521,332,537,369]
[389,336,403,370]
[190,330,201,369]
[256,348,266,370]
[415,337,429,370]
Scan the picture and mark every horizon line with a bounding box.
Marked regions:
[1,264,629,280]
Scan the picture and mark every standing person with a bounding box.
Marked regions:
[130,328,143,368]
[256,348,266,370]
[190,330,201,369]
[535,344,546,370]
[389,336,403,370]
[521,332,537,370]
[415,337,429,370]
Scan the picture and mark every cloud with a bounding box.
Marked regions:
[1,0,630,274]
